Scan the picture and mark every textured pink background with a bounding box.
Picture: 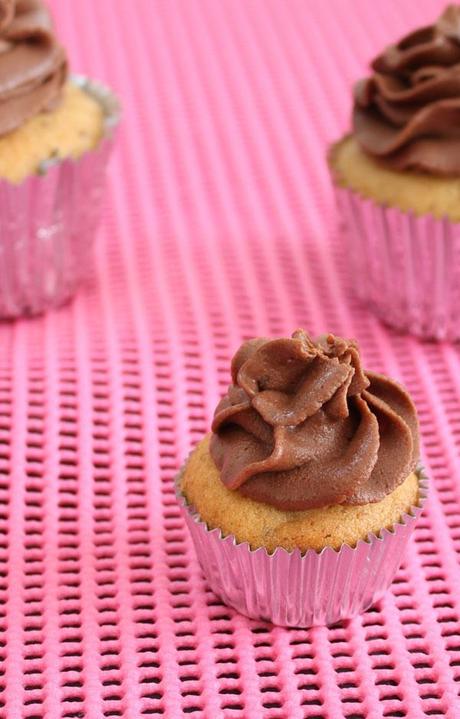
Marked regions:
[1,1,459,717]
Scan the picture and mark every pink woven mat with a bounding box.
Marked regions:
[1,0,459,717]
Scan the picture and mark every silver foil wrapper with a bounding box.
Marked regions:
[177,467,428,628]
[334,185,460,342]
[0,75,120,318]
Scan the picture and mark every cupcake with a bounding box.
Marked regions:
[177,330,427,628]
[0,0,120,317]
[329,5,460,341]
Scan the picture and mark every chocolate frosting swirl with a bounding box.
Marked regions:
[353,5,460,175]
[0,0,67,136]
[210,331,419,511]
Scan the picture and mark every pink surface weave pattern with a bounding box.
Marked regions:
[1,1,460,717]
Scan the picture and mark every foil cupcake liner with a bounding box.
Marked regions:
[334,185,460,341]
[177,466,428,628]
[0,74,121,318]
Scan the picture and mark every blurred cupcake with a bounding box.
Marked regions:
[329,5,460,341]
[177,330,427,628]
[0,0,120,317]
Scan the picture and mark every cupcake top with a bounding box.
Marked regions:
[353,5,460,176]
[0,0,67,135]
[210,330,419,511]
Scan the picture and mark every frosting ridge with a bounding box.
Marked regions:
[353,5,460,175]
[210,330,419,510]
[0,0,67,136]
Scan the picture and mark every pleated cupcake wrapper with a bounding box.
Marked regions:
[334,185,460,341]
[177,466,428,628]
[0,74,121,318]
